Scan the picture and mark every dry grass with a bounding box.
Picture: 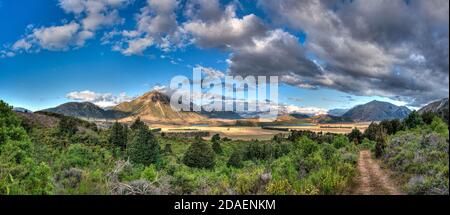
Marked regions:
[151,122,370,140]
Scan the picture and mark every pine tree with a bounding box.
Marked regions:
[127,127,160,166]
[109,122,128,150]
[130,117,147,131]
[403,111,424,129]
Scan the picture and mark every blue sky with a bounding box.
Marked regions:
[1,0,448,112]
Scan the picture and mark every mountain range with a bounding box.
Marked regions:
[342,100,411,122]
[43,102,129,119]
[37,90,447,124]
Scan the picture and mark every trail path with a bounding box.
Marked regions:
[349,150,403,195]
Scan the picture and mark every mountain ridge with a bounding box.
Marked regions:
[342,100,411,122]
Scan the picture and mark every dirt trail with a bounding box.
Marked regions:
[349,150,403,195]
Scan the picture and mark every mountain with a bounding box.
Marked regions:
[419,98,449,114]
[328,108,349,117]
[304,114,353,123]
[419,98,449,123]
[13,107,32,113]
[43,102,129,119]
[201,111,243,119]
[114,91,206,124]
[342,100,411,122]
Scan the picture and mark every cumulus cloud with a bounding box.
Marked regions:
[32,22,82,51]
[108,0,188,55]
[257,0,449,106]
[5,0,131,54]
[66,90,134,107]
[183,2,267,50]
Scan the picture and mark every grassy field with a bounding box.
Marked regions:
[153,123,371,140]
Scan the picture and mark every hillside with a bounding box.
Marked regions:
[43,102,129,119]
[419,98,449,114]
[343,100,411,122]
[114,91,206,124]
[419,98,449,123]
[328,108,349,117]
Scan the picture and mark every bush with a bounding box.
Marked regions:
[183,141,215,169]
[227,150,243,168]
[58,117,78,137]
[347,128,362,144]
[265,179,293,195]
[127,127,160,166]
[332,135,349,149]
[375,127,387,158]
[163,144,173,154]
[141,165,158,182]
[212,141,222,154]
[364,122,380,141]
[234,167,264,195]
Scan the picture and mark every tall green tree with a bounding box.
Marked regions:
[403,111,424,130]
[364,122,380,141]
[127,127,160,166]
[109,122,128,150]
[130,117,147,131]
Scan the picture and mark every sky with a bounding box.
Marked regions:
[0,0,448,113]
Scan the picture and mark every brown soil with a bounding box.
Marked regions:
[349,150,403,195]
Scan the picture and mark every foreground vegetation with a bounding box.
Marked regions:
[0,100,448,195]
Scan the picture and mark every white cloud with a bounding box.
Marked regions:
[12,39,32,51]
[66,90,134,107]
[281,104,328,116]
[119,36,154,56]
[183,3,267,50]
[32,22,81,51]
[194,65,225,79]
[109,0,186,55]
[3,0,132,55]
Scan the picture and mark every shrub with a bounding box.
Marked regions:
[127,127,160,166]
[58,117,78,137]
[364,122,380,141]
[141,165,158,182]
[421,111,438,125]
[212,141,222,154]
[332,135,349,149]
[163,144,173,154]
[265,179,293,195]
[375,127,387,158]
[227,150,243,168]
[347,128,362,144]
[183,141,215,169]
[234,167,264,195]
